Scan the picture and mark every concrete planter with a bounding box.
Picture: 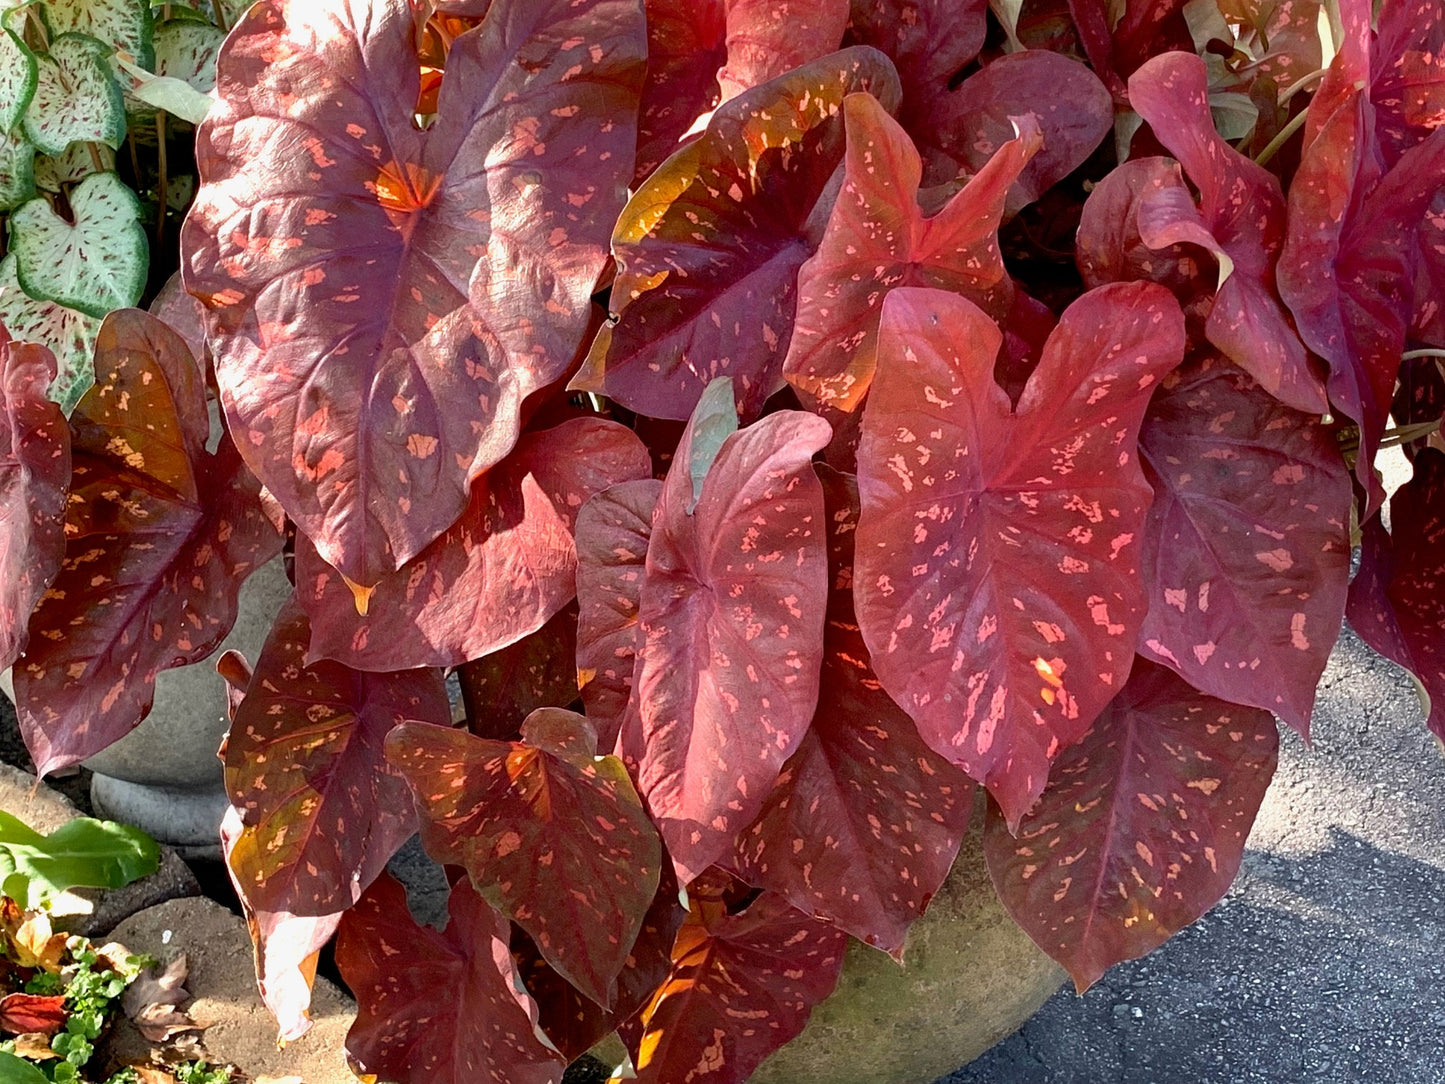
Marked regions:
[750,824,1065,1084]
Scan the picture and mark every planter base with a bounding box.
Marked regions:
[90,774,228,860]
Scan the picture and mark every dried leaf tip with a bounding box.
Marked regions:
[340,573,377,617]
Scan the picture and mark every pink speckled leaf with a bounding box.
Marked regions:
[845,0,988,119]
[0,328,69,672]
[387,708,663,1009]
[1372,0,1445,170]
[984,658,1278,991]
[729,467,975,954]
[618,403,832,884]
[627,890,848,1084]
[1218,0,1324,92]
[855,283,1185,829]
[337,871,565,1084]
[1137,354,1351,734]
[296,418,650,671]
[183,0,646,587]
[1346,448,1445,741]
[1075,157,1204,297]
[1414,190,1445,346]
[633,0,725,181]
[1067,0,1191,96]
[783,92,1040,413]
[14,310,283,777]
[224,595,451,917]
[719,0,850,101]
[1129,52,1326,414]
[575,478,662,750]
[914,50,1111,206]
[458,603,580,742]
[571,47,902,421]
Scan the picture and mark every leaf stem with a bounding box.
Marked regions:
[1401,348,1445,362]
[155,111,168,250]
[1254,106,1310,167]
[1277,68,1327,105]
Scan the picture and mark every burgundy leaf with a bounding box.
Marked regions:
[1137,354,1351,733]
[0,993,67,1037]
[1346,448,1445,740]
[845,0,988,115]
[729,467,975,954]
[458,603,580,742]
[915,50,1112,205]
[184,0,647,586]
[296,417,650,670]
[1129,52,1326,414]
[719,0,850,101]
[633,0,725,181]
[148,272,207,370]
[1372,0,1445,170]
[387,708,663,1009]
[224,595,451,917]
[1076,156,1205,298]
[627,890,847,1084]
[1414,189,1445,346]
[14,310,283,776]
[0,328,69,672]
[618,404,832,883]
[574,478,662,750]
[337,872,565,1084]
[1067,0,1191,97]
[855,284,1185,829]
[985,659,1278,991]
[783,92,1040,414]
[1393,355,1445,460]
[1218,0,1324,92]
[571,47,902,421]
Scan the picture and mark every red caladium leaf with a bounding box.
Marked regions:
[574,478,662,750]
[295,417,650,671]
[1136,354,1351,733]
[571,47,902,421]
[387,708,663,1009]
[633,0,725,181]
[1067,0,1191,98]
[855,283,1185,829]
[718,0,850,101]
[1218,0,1324,92]
[1372,0,1445,170]
[627,889,848,1084]
[14,309,283,777]
[1393,355,1445,460]
[224,595,451,917]
[1278,0,1445,510]
[782,92,1041,414]
[729,467,976,954]
[985,658,1278,991]
[184,0,647,587]
[1346,448,1445,741]
[618,400,832,883]
[1414,190,1445,347]
[0,328,69,672]
[915,50,1112,204]
[337,871,565,1084]
[845,0,988,116]
[458,603,579,742]
[0,993,67,1037]
[1128,52,1326,414]
[1075,156,1205,300]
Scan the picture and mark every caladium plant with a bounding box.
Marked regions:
[0,0,1442,1081]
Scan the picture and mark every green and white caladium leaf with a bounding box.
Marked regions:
[0,25,37,131]
[10,171,147,317]
[32,140,112,192]
[35,0,154,69]
[154,10,223,93]
[0,125,35,210]
[0,254,102,413]
[23,32,126,155]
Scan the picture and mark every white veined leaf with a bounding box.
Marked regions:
[0,254,101,414]
[9,170,147,318]
[0,123,35,209]
[32,140,113,192]
[0,26,37,131]
[154,10,223,92]
[23,32,126,155]
[115,51,211,124]
[35,0,154,69]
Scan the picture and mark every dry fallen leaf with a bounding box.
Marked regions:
[122,954,189,1017]
[9,1032,61,1059]
[0,992,67,1037]
[0,902,68,973]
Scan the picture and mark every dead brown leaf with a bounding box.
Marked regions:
[9,1032,60,1059]
[122,954,189,1018]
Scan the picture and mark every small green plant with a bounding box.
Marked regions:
[0,812,158,911]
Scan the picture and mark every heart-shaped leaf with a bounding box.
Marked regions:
[336,872,566,1084]
[618,404,832,884]
[1372,0,1445,169]
[784,91,1039,413]
[0,126,36,212]
[845,0,988,117]
[458,604,579,742]
[153,10,224,95]
[36,0,155,70]
[1217,0,1323,91]
[575,478,662,750]
[1346,448,1445,741]
[11,171,147,318]
[0,328,69,673]
[0,26,37,132]
[23,33,126,156]
[1075,156,1203,298]
[1137,354,1351,734]
[13,309,283,776]
[626,890,848,1084]
[295,417,651,671]
[984,658,1278,991]
[729,467,976,954]
[0,255,101,413]
[1129,51,1325,414]
[633,0,725,181]
[388,708,663,1009]
[855,283,1184,828]
[717,0,849,101]
[184,0,647,587]
[224,596,451,917]
[571,46,902,421]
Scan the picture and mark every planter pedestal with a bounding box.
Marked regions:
[750,824,1065,1084]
